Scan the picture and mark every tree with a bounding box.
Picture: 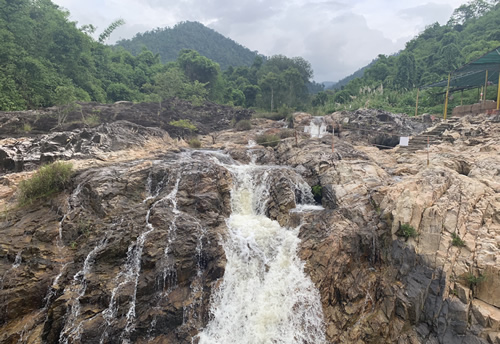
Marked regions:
[394,53,416,90]
[98,18,125,43]
[259,72,281,111]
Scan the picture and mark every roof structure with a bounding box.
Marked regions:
[422,46,500,91]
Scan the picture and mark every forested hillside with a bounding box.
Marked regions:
[116,21,260,70]
[0,0,315,113]
[328,60,375,90]
[317,0,500,115]
[0,0,170,110]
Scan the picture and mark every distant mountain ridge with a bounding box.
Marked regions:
[115,21,261,70]
[328,61,375,90]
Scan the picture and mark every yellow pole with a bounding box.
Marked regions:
[497,71,500,110]
[444,73,451,121]
[415,88,420,117]
[484,70,488,101]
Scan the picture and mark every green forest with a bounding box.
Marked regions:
[116,21,260,70]
[1,0,499,117]
[317,0,500,116]
[0,0,316,113]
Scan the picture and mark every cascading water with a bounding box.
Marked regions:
[305,117,327,138]
[59,238,108,344]
[197,160,326,344]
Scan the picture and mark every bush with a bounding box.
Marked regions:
[169,119,197,131]
[311,185,322,203]
[451,232,465,247]
[466,273,486,288]
[279,129,295,139]
[397,223,418,239]
[18,161,73,205]
[188,138,201,148]
[83,114,100,127]
[255,134,279,147]
[235,119,252,131]
[22,123,33,133]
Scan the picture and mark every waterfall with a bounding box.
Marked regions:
[197,161,326,344]
[304,117,327,138]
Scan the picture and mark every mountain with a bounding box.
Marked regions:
[320,0,500,115]
[116,21,261,70]
[328,60,375,90]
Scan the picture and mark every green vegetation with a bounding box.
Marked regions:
[169,119,197,131]
[116,21,259,70]
[0,0,317,117]
[316,0,500,116]
[397,223,419,239]
[188,138,202,148]
[278,129,295,139]
[22,123,33,133]
[3,0,499,121]
[311,185,323,203]
[255,134,280,147]
[83,114,101,127]
[451,232,466,247]
[235,120,252,131]
[18,161,73,205]
[466,273,486,288]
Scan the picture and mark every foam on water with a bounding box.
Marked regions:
[197,164,325,344]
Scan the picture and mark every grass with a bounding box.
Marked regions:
[279,129,295,139]
[188,138,202,148]
[22,123,33,133]
[397,223,418,239]
[451,232,465,247]
[169,119,197,131]
[235,119,252,131]
[83,114,100,127]
[255,134,280,147]
[18,161,73,205]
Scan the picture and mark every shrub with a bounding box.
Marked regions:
[311,185,323,203]
[466,273,486,288]
[451,232,465,247]
[83,114,100,127]
[188,138,201,148]
[169,119,197,131]
[255,134,279,147]
[235,119,252,131]
[18,161,73,205]
[22,123,33,133]
[397,223,418,239]
[279,129,295,139]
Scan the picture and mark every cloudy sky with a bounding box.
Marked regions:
[52,0,465,82]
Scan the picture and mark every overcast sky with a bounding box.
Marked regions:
[52,0,465,82]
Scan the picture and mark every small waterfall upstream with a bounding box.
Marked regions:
[197,158,326,344]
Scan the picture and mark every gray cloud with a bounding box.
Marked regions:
[53,0,463,82]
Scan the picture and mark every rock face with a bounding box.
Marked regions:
[1,107,500,344]
[1,152,233,344]
[0,121,170,173]
[0,99,253,140]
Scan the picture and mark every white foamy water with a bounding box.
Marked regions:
[197,164,325,344]
[304,117,327,138]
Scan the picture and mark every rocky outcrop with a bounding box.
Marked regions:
[0,121,171,173]
[0,99,253,140]
[1,108,499,344]
[1,153,232,344]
